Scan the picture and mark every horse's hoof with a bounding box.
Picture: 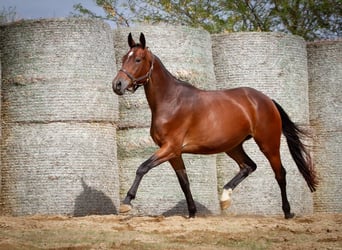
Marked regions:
[220,188,232,210]
[285,212,295,219]
[220,199,232,210]
[188,213,196,219]
[119,204,132,213]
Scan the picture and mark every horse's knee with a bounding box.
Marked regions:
[135,157,155,176]
[136,166,149,176]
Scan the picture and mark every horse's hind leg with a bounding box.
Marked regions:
[262,149,294,219]
[220,144,257,210]
[169,156,197,218]
[255,135,294,219]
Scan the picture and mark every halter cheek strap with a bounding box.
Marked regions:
[119,54,155,93]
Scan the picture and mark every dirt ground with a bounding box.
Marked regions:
[0,212,341,250]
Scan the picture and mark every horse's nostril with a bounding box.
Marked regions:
[116,81,122,90]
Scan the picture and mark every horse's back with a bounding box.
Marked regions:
[221,87,272,104]
[202,86,278,121]
[221,87,280,119]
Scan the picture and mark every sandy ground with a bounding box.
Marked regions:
[0,213,341,250]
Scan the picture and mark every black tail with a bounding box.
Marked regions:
[273,100,318,192]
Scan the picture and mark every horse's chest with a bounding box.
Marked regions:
[150,118,185,147]
[150,128,162,147]
[150,123,167,147]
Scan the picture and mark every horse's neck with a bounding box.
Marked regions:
[144,56,180,113]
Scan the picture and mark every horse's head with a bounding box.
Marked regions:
[112,33,154,95]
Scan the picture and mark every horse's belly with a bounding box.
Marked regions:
[181,124,251,154]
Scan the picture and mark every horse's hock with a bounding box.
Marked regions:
[0,19,120,215]
[212,32,313,216]
[307,40,342,213]
[114,25,220,216]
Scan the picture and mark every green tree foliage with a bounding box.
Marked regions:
[135,0,228,33]
[0,6,18,24]
[270,0,342,40]
[73,0,341,40]
[73,0,133,26]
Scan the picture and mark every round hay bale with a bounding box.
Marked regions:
[1,78,117,123]
[212,32,309,124]
[0,18,115,82]
[0,123,119,216]
[0,18,118,122]
[307,40,342,213]
[0,18,119,216]
[0,58,1,198]
[113,24,217,128]
[117,128,220,216]
[212,32,313,216]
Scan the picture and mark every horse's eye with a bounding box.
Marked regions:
[135,58,141,63]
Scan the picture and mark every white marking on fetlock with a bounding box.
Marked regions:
[221,188,232,201]
[220,188,233,210]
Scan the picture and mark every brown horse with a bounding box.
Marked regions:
[112,33,317,219]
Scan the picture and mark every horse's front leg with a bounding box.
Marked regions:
[169,156,197,218]
[119,146,177,213]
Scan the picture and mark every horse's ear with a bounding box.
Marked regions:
[140,33,146,49]
[128,33,136,48]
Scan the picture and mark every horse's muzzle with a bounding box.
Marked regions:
[112,78,128,95]
[113,81,123,95]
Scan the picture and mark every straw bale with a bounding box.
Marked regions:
[117,128,220,216]
[212,32,313,215]
[212,32,309,124]
[0,59,1,197]
[307,40,342,212]
[0,18,118,123]
[0,18,120,216]
[113,24,217,128]
[0,122,119,216]
[0,18,116,82]
[2,78,118,123]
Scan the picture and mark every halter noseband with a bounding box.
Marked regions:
[119,53,155,93]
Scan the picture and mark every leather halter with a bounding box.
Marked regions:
[119,53,155,93]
